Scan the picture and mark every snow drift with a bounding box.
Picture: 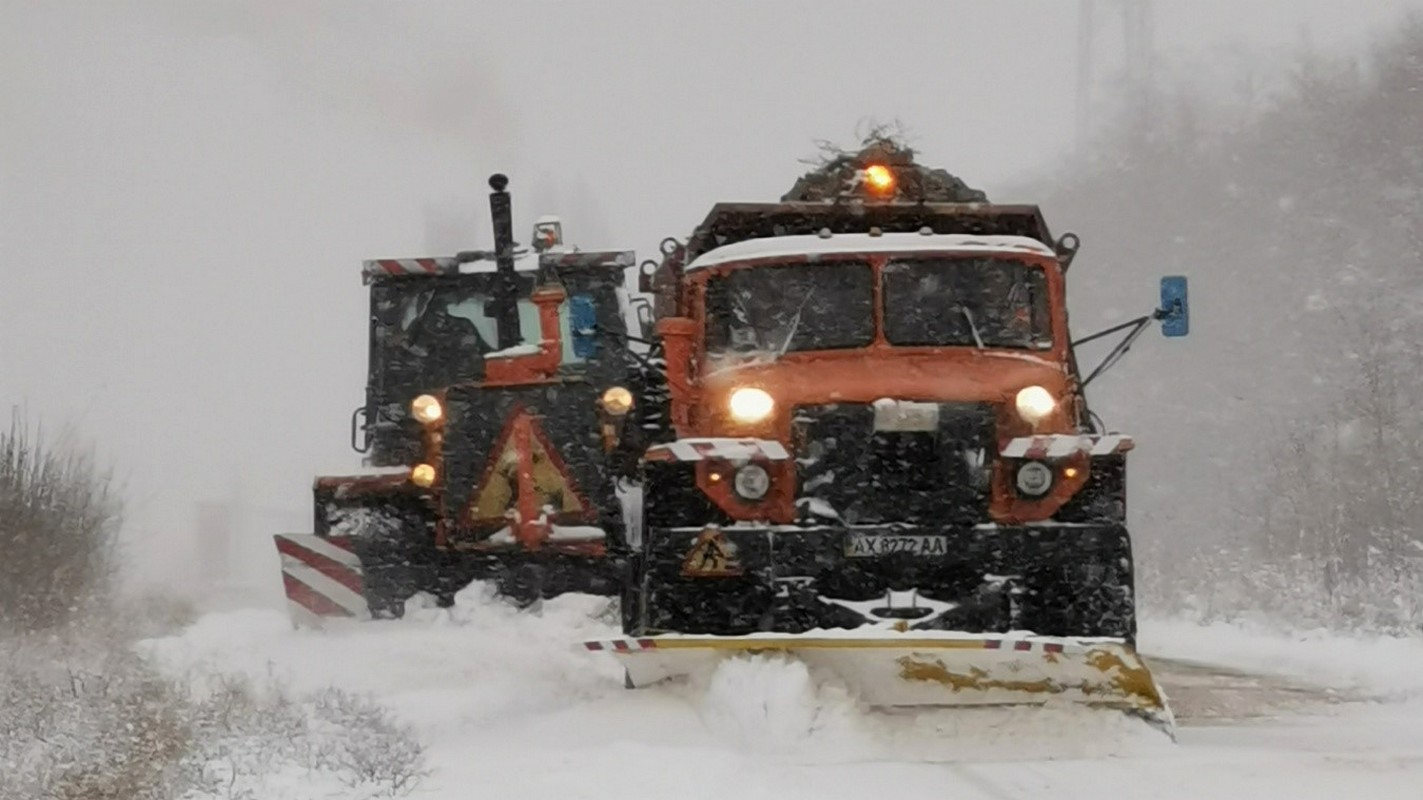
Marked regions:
[134,584,1423,799]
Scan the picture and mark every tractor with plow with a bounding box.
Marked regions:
[275,139,1189,734]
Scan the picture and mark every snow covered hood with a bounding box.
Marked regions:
[684,233,1056,272]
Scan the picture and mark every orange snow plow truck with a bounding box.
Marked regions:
[275,138,1190,734]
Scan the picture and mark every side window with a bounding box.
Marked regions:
[504,295,596,365]
[551,294,596,366]
[568,294,598,360]
[1026,268,1051,347]
[442,294,501,349]
[515,299,541,354]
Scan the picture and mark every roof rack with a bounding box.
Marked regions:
[683,202,1053,264]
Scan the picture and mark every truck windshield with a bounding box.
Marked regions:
[705,262,874,358]
[372,283,502,394]
[882,257,1052,350]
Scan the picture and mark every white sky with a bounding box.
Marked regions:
[2,0,1418,594]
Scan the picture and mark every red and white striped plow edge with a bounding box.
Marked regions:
[646,438,791,463]
[361,257,458,280]
[274,534,370,627]
[584,638,660,652]
[1001,433,1134,460]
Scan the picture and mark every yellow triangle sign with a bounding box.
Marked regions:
[681,529,743,578]
[469,409,587,523]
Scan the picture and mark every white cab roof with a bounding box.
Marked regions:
[684,232,1056,272]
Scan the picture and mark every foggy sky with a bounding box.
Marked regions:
[2,1,1418,599]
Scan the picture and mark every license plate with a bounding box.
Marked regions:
[844,533,948,557]
[872,400,939,432]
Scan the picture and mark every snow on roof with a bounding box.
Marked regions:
[458,252,542,273]
[684,232,1056,272]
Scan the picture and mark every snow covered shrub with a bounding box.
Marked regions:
[0,411,121,632]
[175,678,426,799]
[0,643,195,800]
[308,688,430,796]
[177,681,428,799]
[179,676,311,799]
[0,632,428,800]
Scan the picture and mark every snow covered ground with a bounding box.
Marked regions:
[141,586,1423,800]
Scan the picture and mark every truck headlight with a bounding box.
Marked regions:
[411,394,443,425]
[728,387,774,424]
[734,464,771,500]
[1014,386,1056,424]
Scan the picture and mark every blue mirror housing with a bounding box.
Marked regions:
[569,293,599,358]
[1159,276,1189,337]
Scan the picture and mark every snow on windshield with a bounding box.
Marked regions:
[704,262,874,361]
[883,257,1052,350]
[702,256,1052,365]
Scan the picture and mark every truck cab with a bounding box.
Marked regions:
[670,230,1090,527]
[623,141,1185,642]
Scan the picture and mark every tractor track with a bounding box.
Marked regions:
[1144,655,1357,724]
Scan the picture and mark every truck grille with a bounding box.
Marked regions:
[793,402,996,525]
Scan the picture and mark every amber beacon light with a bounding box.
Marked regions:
[863,164,896,195]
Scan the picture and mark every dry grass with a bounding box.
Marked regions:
[0,635,429,800]
[0,412,427,798]
[0,410,121,632]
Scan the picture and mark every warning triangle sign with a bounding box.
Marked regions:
[469,408,588,524]
[681,528,743,578]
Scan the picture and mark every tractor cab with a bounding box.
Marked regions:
[357,218,635,469]
[291,175,641,619]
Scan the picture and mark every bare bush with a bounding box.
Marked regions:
[0,645,194,800]
[182,680,429,799]
[0,399,424,798]
[0,410,122,632]
[0,635,429,800]
[309,688,430,797]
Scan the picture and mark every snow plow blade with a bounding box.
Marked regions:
[274,534,371,626]
[584,632,1174,736]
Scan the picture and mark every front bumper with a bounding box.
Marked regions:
[633,522,1135,641]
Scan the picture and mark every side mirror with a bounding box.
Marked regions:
[638,259,659,294]
[1159,276,1189,337]
[631,298,655,339]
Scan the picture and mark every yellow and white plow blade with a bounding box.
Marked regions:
[585,633,1174,735]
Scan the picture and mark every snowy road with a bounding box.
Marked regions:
[143,593,1423,800]
[1151,655,1354,722]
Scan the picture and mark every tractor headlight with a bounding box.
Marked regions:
[733,464,771,500]
[728,387,774,424]
[1014,386,1056,424]
[411,394,443,425]
[410,463,437,488]
[1015,461,1053,497]
[600,386,634,416]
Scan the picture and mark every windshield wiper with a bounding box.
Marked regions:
[957,305,985,349]
[776,288,817,357]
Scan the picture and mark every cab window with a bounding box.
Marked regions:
[882,258,1051,350]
